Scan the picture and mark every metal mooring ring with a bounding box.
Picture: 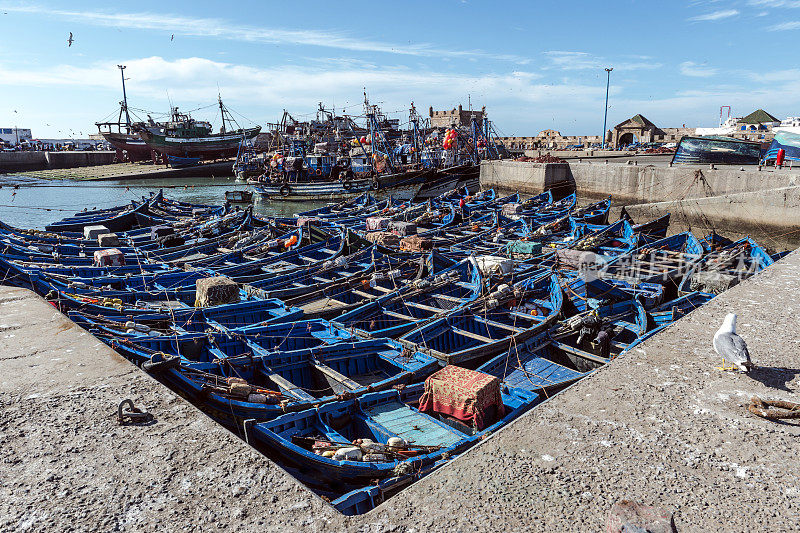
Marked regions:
[117,398,154,425]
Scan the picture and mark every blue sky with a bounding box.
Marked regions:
[0,0,798,138]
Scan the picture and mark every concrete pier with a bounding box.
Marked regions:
[481,159,800,247]
[2,250,799,531]
[0,151,116,173]
[479,160,572,198]
[566,161,800,204]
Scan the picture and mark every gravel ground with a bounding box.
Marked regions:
[1,250,799,532]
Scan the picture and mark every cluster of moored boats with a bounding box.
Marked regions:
[0,188,783,515]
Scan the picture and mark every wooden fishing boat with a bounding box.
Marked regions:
[415,164,481,199]
[647,291,715,329]
[224,190,254,203]
[254,178,422,202]
[295,193,375,219]
[44,196,152,233]
[206,229,357,281]
[167,155,202,168]
[249,253,423,321]
[331,458,449,515]
[135,101,261,159]
[526,193,576,224]
[332,257,484,339]
[107,320,357,366]
[561,273,664,313]
[677,237,773,296]
[630,213,671,239]
[519,190,553,212]
[569,219,639,261]
[116,338,439,430]
[572,197,611,225]
[399,273,563,365]
[68,298,304,338]
[477,299,649,396]
[599,232,704,287]
[245,378,537,489]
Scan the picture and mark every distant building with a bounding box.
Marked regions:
[736,109,780,131]
[497,130,602,151]
[780,117,800,128]
[611,114,664,147]
[0,127,32,144]
[429,105,485,128]
[496,107,786,153]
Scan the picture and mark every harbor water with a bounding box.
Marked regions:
[0,175,330,229]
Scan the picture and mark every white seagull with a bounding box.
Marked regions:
[713,313,753,372]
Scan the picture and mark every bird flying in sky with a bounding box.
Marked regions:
[68,32,74,47]
[713,313,753,372]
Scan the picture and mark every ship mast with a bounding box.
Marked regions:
[117,65,131,127]
[218,94,227,134]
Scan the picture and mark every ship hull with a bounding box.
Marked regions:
[253,180,421,202]
[101,132,152,161]
[139,127,261,159]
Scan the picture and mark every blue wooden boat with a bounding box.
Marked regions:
[167,155,202,168]
[526,193,576,224]
[630,213,671,239]
[47,282,261,316]
[600,231,704,286]
[677,237,773,296]
[448,219,535,258]
[561,273,664,312]
[399,273,563,365]
[245,380,538,488]
[251,254,423,321]
[207,228,348,279]
[106,320,357,365]
[572,197,611,225]
[295,193,375,218]
[332,257,484,339]
[331,457,449,515]
[44,194,155,233]
[648,291,715,328]
[123,339,439,429]
[477,299,649,395]
[68,298,304,338]
[519,190,553,212]
[570,219,639,261]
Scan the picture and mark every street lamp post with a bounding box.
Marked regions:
[602,67,613,150]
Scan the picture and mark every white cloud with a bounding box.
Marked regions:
[748,0,800,7]
[3,5,529,63]
[689,9,740,21]
[745,68,800,82]
[679,61,718,77]
[543,51,661,71]
[0,56,607,135]
[769,20,800,29]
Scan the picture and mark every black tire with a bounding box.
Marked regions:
[371,180,380,191]
[280,184,291,197]
[342,180,353,191]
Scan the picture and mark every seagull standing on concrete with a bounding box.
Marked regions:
[713,313,753,372]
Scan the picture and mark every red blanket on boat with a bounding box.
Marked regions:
[418,366,504,431]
